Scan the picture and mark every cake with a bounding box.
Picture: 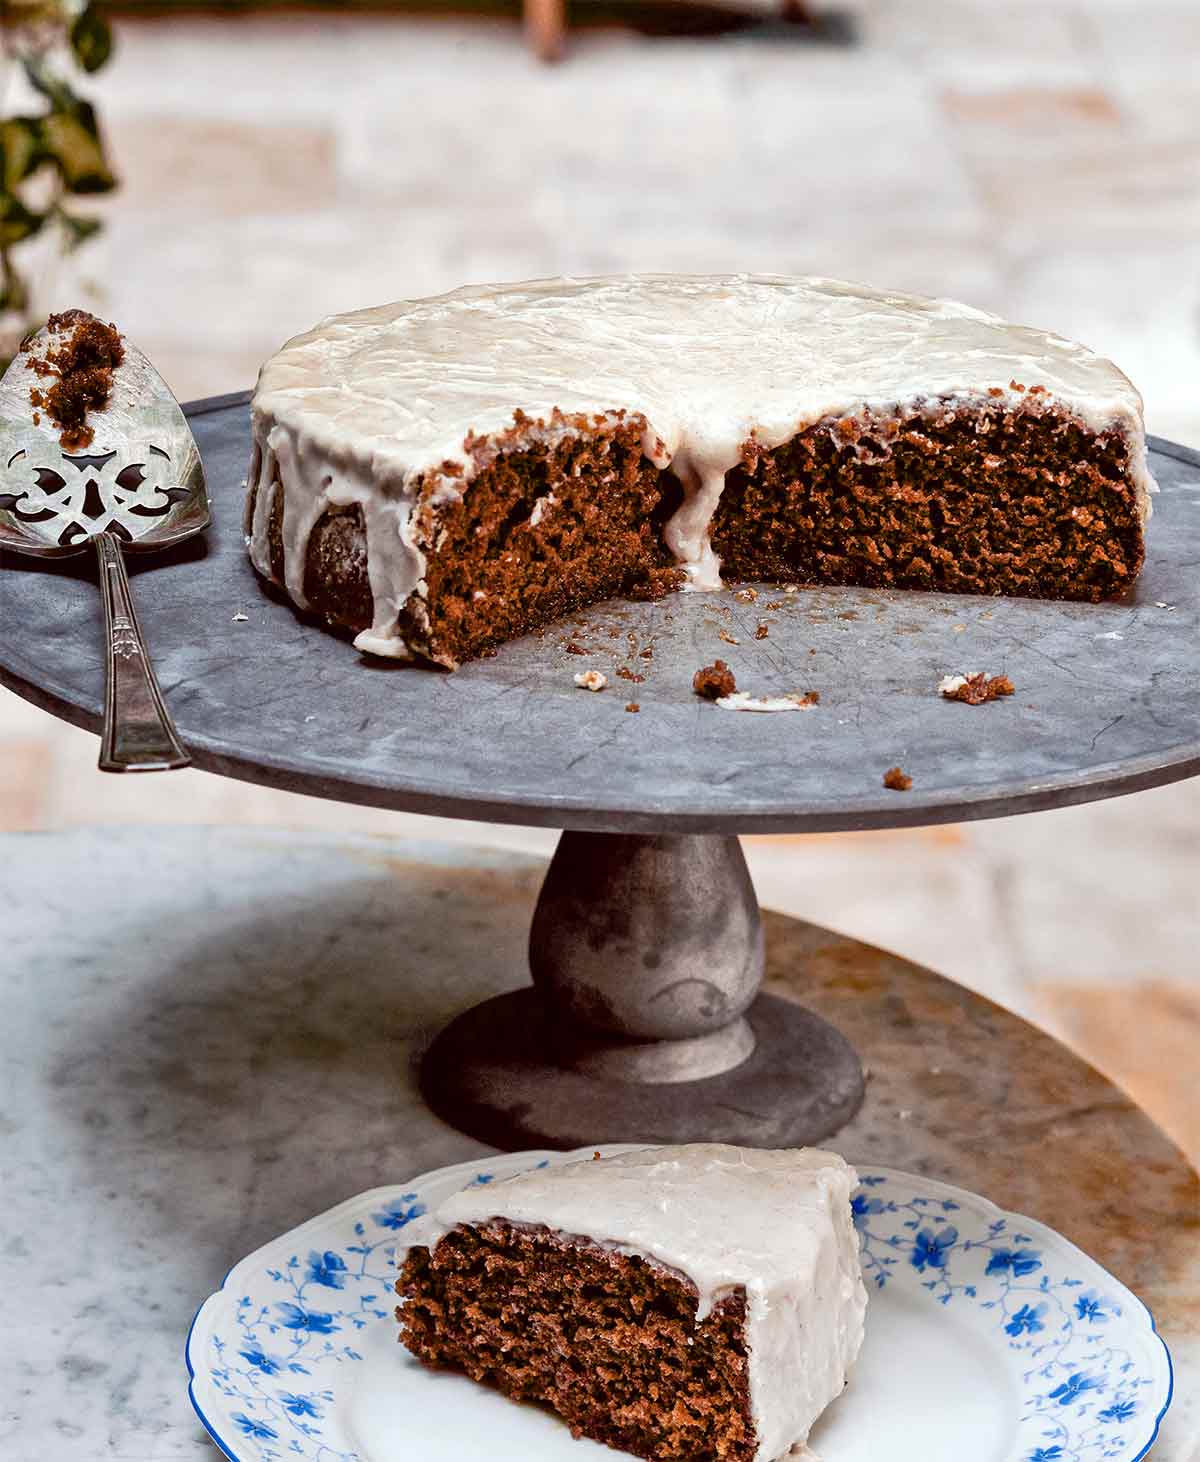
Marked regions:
[245,274,1155,668]
[394,1144,867,1461]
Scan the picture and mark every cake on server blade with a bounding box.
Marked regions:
[245,274,1155,667]
[394,1144,867,1461]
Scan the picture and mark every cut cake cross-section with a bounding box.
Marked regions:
[395,1144,868,1461]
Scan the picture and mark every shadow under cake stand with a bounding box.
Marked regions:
[3,393,1199,1150]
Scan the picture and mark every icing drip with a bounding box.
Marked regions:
[351,489,425,660]
[246,419,426,658]
[663,446,731,590]
[399,1144,868,1462]
[246,437,277,580]
[248,274,1157,660]
[270,426,325,609]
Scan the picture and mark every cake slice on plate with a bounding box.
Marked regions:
[395,1144,867,1461]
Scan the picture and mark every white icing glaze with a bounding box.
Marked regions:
[716,691,818,712]
[247,274,1156,660]
[399,1144,868,1462]
[939,673,975,695]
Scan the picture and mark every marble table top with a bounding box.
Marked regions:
[6,826,1197,1460]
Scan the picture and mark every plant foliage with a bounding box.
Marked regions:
[0,0,116,327]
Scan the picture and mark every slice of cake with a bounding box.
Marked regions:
[395,1144,867,1461]
[246,274,1155,668]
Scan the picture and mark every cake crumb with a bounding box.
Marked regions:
[693,660,737,699]
[574,670,607,692]
[939,671,1014,705]
[639,646,653,659]
[783,585,799,594]
[566,641,589,655]
[883,766,912,791]
[625,702,640,713]
[755,621,770,640]
[718,629,739,646]
[764,599,787,611]
[616,666,644,683]
[26,309,125,451]
[734,586,758,604]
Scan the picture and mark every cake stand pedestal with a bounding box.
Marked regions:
[3,393,1199,1150]
[424,832,865,1148]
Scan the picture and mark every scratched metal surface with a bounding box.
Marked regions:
[2,393,1198,832]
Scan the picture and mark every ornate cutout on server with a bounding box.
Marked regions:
[0,436,190,547]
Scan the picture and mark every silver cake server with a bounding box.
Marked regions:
[0,316,209,771]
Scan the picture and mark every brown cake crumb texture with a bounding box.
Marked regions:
[397,1223,755,1461]
[713,400,1140,603]
[26,309,124,452]
[942,672,1015,705]
[259,411,685,667]
[694,660,737,699]
[251,396,1144,666]
[883,766,913,791]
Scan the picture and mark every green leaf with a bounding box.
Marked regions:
[56,208,103,251]
[40,108,117,194]
[0,195,47,248]
[70,7,115,74]
[0,118,47,190]
[22,58,80,115]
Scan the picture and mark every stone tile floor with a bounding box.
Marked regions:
[2,1,1198,1162]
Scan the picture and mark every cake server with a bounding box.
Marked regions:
[0,321,209,771]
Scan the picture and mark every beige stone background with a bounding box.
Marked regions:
[1,0,1197,1160]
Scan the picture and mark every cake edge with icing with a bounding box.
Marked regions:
[244,273,1157,665]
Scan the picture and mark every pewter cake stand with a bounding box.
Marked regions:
[4,394,1200,1150]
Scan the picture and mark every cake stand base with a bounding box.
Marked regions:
[420,829,865,1149]
[421,988,865,1150]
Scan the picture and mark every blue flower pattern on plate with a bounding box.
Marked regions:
[200,1190,429,1460]
[910,1225,959,1271]
[1098,1402,1137,1424]
[191,1158,1169,1462]
[1006,1303,1046,1338]
[853,1176,1162,1462]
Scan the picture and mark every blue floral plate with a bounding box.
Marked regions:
[187,1146,1172,1462]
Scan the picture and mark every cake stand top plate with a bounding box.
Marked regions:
[3,394,1199,833]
